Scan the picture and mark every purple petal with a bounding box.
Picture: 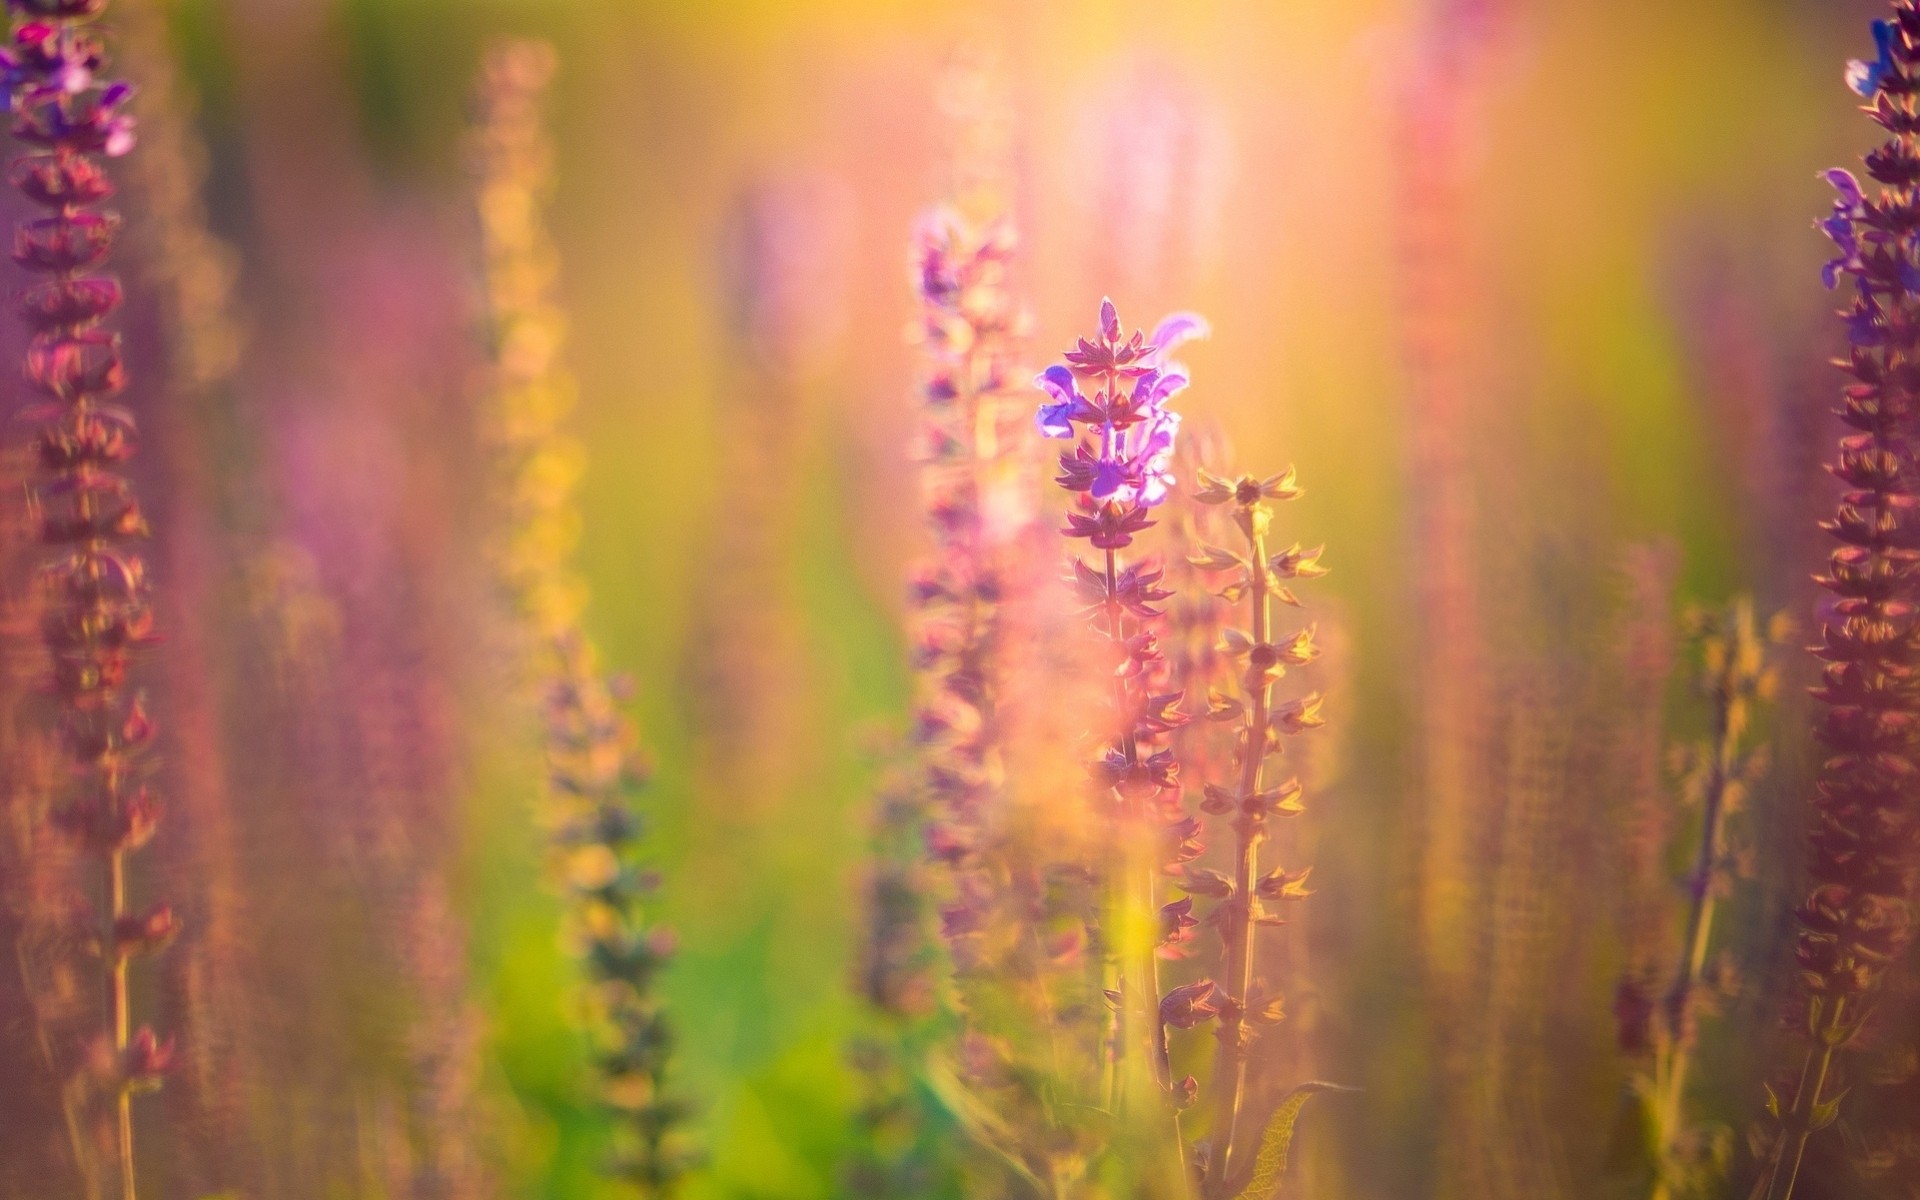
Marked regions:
[1091,460,1129,500]
[1140,410,1181,463]
[1036,401,1074,439]
[1100,297,1120,341]
[1848,306,1886,347]
[1143,371,1189,406]
[1823,259,1845,291]
[1140,469,1173,507]
[1036,364,1080,405]
[1149,312,1210,355]
[1823,168,1865,210]
[52,62,88,95]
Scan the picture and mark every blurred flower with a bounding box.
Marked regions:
[1819,169,1866,290]
[1619,598,1778,1200]
[472,40,690,1192]
[1848,19,1898,97]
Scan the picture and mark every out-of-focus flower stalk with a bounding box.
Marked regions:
[917,208,1104,1196]
[471,39,688,1192]
[1395,3,1506,1193]
[0,436,93,1193]
[1615,545,1681,1033]
[1616,600,1777,1200]
[1,3,170,1196]
[1183,466,1324,1194]
[1756,10,1920,1196]
[112,0,252,1184]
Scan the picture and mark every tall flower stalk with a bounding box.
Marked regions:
[1755,10,1920,1196]
[1614,600,1776,1200]
[1,3,168,1197]
[114,0,253,1183]
[917,209,1111,1197]
[1034,299,1206,1177]
[1393,2,1503,1187]
[472,39,688,1191]
[1183,466,1325,1195]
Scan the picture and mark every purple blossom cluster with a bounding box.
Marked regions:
[910,212,1118,1191]
[1037,300,1206,532]
[1761,8,1920,1198]
[2,0,167,1194]
[1,4,131,151]
[910,204,1024,914]
[1036,299,1210,1105]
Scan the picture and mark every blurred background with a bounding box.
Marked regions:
[0,0,1903,1197]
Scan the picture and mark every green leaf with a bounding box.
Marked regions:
[1230,1081,1357,1200]
[920,1055,1051,1195]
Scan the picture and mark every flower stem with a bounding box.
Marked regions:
[1757,1006,1844,1200]
[107,842,133,1200]
[1650,656,1737,1200]
[1212,516,1271,1189]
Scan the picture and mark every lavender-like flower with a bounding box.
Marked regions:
[1,2,165,1197]
[472,40,689,1192]
[913,209,1113,1196]
[1036,298,1205,1139]
[1754,10,1920,1197]
[1615,600,1777,1200]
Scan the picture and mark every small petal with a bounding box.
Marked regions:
[1036,364,1079,404]
[1100,297,1120,341]
[1149,311,1210,354]
[1823,168,1865,209]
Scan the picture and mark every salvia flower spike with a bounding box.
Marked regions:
[899,200,1037,1191]
[471,40,689,1191]
[2,1,160,1196]
[916,207,1109,1192]
[1758,9,1920,1198]
[1616,600,1777,1200]
[1185,463,1324,1195]
[1036,298,1206,1128]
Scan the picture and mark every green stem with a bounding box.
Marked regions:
[1651,657,1737,1200]
[1759,1001,1846,1200]
[108,842,134,1200]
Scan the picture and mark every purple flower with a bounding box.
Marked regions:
[1033,298,1207,509]
[1820,168,1868,290]
[0,20,103,113]
[1847,18,1898,98]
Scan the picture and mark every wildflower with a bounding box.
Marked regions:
[1615,599,1778,1200]
[3,0,167,1194]
[472,40,689,1191]
[1819,170,1866,289]
[1177,459,1327,1193]
[910,204,1116,1192]
[1755,8,1920,1197]
[1848,19,1898,97]
[1035,301,1206,514]
[1037,299,1212,1146]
